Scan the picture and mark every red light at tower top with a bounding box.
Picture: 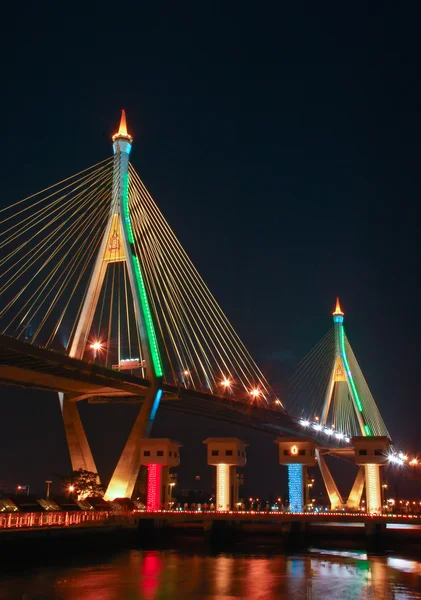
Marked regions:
[146,464,162,511]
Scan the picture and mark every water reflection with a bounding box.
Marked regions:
[1,548,421,599]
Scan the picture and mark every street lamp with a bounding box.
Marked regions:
[45,480,52,500]
[90,341,102,360]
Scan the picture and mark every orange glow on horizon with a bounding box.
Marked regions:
[333,297,344,316]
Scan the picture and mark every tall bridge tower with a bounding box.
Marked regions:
[60,112,163,500]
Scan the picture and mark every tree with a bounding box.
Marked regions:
[65,469,104,500]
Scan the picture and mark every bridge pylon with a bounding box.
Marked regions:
[60,111,164,500]
[316,300,391,513]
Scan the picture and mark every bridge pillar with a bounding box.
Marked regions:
[203,438,247,511]
[352,436,391,513]
[346,467,365,510]
[137,439,181,510]
[275,437,317,512]
[104,387,163,500]
[59,393,98,475]
[315,449,345,510]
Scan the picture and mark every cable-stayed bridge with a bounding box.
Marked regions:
[0,112,410,509]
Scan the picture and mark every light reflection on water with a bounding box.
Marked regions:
[1,548,421,599]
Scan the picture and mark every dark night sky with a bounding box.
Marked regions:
[0,6,420,499]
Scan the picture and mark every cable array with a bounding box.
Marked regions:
[345,337,390,437]
[288,327,390,438]
[289,330,335,419]
[0,157,281,408]
[128,165,280,406]
[0,158,114,348]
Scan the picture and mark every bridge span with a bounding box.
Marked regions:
[0,333,323,441]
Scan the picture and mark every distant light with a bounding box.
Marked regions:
[388,454,404,466]
[221,378,231,388]
[324,428,333,436]
[183,370,190,377]
[90,341,102,351]
[300,420,310,427]
[335,432,344,440]
[68,485,75,492]
[250,388,260,398]
[410,458,418,466]
[313,423,322,432]
[275,399,282,405]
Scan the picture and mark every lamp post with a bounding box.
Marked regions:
[90,341,102,361]
[169,482,176,509]
[45,480,52,500]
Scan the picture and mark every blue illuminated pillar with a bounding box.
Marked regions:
[288,464,304,512]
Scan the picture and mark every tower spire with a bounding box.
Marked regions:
[333,297,344,317]
[112,109,133,142]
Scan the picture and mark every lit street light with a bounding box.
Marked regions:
[45,480,52,500]
[90,341,102,360]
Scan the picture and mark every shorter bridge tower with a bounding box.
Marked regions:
[300,300,392,513]
[139,439,181,510]
[276,437,317,512]
[203,438,247,511]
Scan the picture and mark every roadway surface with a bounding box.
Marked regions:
[0,333,349,445]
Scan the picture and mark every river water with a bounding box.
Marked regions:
[1,547,421,599]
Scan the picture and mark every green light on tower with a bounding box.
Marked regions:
[121,172,163,378]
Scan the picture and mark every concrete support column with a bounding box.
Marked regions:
[216,464,230,511]
[104,387,160,500]
[347,467,365,510]
[365,464,382,513]
[59,393,98,474]
[275,437,317,513]
[146,464,163,510]
[352,436,391,514]
[203,438,247,512]
[287,464,304,512]
[316,449,345,510]
[122,438,181,508]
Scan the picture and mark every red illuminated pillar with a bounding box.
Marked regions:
[146,464,162,510]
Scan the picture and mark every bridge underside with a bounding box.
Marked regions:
[0,334,351,446]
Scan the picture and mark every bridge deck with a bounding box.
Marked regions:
[0,334,350,445]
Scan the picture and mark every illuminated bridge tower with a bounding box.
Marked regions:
[318,299,391,513]
[60,111,163,500]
